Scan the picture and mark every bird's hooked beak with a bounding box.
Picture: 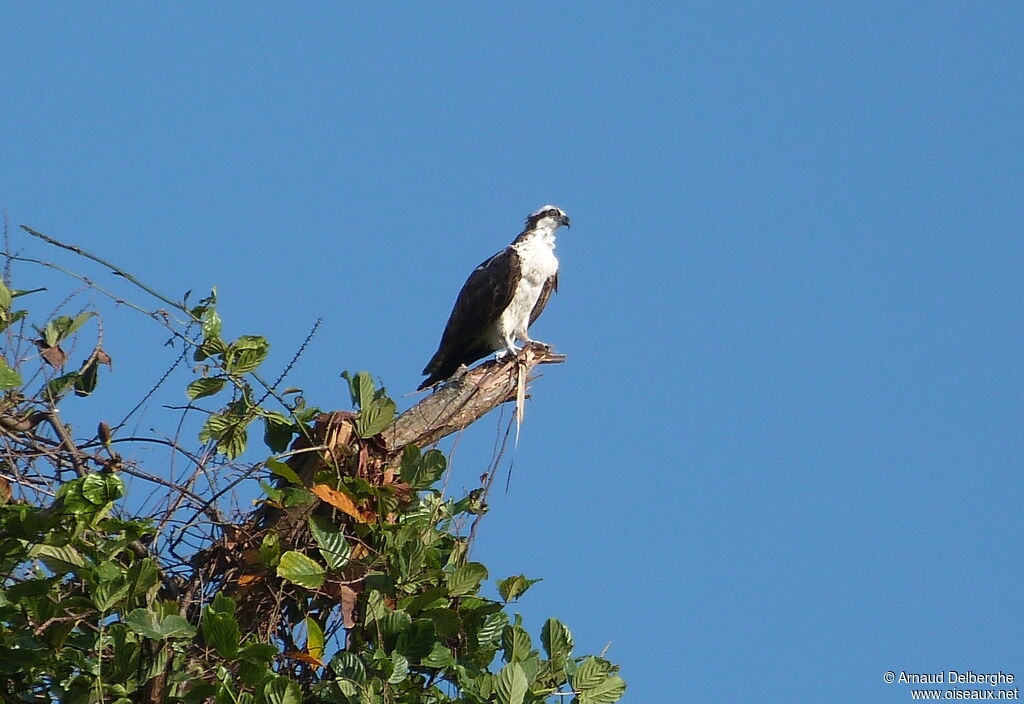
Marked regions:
[560,214,572,228]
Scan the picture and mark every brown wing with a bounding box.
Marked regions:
[529,270,558,327]
[419,248,520,389]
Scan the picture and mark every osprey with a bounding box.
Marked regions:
[419,205,571,390]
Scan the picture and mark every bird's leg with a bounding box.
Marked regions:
[517,329,551,351]
[495,333,521,360]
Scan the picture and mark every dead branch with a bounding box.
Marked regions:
[383,343,565,453]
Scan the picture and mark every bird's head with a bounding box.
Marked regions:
[526,205,571,231]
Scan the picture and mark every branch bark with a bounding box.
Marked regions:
[382,342,565,453]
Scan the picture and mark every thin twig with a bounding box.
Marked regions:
[115,463,222,522]
[112,335,191,434]
[256,318,321,406]
[466,413,516,556]
[43,411,87,478]
[20,226,194,320]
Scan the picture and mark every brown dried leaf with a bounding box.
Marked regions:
[389,482,413,503]
[357,444,368,478]
[237,573,263,586]
[38,343,67,369]
[340,584,359,629]
[325,414,354,449]
[515,358,527,442]
[221,525,244,547]
[283,651,323,667]
[95,349,113,367]
[311,483,373,523]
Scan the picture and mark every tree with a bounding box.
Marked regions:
[0,224,626,704]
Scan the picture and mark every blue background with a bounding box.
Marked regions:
[2,3,1021,701]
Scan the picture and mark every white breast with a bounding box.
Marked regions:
[499,235,558,344]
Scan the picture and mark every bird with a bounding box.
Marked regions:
[419,205,571,390]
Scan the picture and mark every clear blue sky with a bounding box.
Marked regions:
[2,3,1022,701]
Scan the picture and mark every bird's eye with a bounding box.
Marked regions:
[546,209,558,218]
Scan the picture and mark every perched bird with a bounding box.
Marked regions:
[419,205,571,390]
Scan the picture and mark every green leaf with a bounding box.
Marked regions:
[396,619,435,661]
[276,550,325,589]
[56,475,120,519]
[30,544,86,573]
[201,305,221,341]
[73,358,100,396]
[259,530,281,568]
[266,458,301,486]
[446,562,488,597]
[422,608,461,637]
[281,487,315,507]
[541,618,574,660]
[128,557,161,597]
[44,372,79,400]
[494,662,528,704]
[572,657,614,691]
[0,357,22,390]
[0,308,27,335]
[309,516,351,570]
[342,370,375,409]
[11,287,44,299]
[211,592,236,615]
[263,415,294,453]
[579,676,627,704]
[96,560,122,581]
[202,608,240,660]
[388,651,409,684]
[355,397,396,438]
[93,575,130,612]
[44,312,95,346]
[225,335,269,374]
[329,650,366,683]
[377,608,412,644]
[7,576,60,598]
[125,609,196,640]
[330,651,367,683]
[398,538,425,574]
[477,612,509,648]
[240,641,277,663]
[497,575,542,603]
[199,412,251,459]
[402,586,449,614]
[263,676,301,704]
[399,444,420,474]
[186,376,226,400]
[305,615,325,662]
[0,279,11,310]
[421,641,455,668]
[157,614,196,639]
[193,336,228,362]
[502,625,533,663]
[406,449,446,489]
[81,473,125,505]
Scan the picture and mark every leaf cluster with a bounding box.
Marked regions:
[0,232,625,703]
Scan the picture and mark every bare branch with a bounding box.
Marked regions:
[382,343,565,453]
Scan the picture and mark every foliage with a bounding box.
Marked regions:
[0,226,625,703]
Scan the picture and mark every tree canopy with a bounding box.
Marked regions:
[0,225,625,704]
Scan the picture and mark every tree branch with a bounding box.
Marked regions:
[383,343,565,453]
